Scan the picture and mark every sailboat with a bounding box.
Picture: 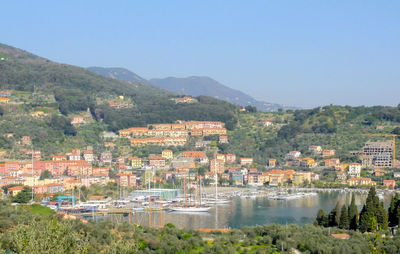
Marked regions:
[169,175,211,212]
[205,158,230,205]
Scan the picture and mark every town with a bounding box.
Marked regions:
[1,115,399,202]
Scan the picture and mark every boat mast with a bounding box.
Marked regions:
[184,176,187,207]
[215,157,218,202]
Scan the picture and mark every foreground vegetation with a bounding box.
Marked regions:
[2,200,400,253]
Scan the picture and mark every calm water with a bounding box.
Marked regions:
[93,191,393,229]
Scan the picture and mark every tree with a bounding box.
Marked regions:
[40,170,52,180]
[388,193,399,227]
[348,195,359,230]
[359,187,387,232]
[339,205,350,230]
[314,209,327,227]
[12,186,33,203]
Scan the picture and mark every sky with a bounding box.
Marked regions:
[1,1,399,108]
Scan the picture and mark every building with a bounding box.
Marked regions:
[99,152,112,164]
[268,159,277,168]
[248,171,263,186]
[7,185,24,196]
[336,172,347,181]
[324,158,341,167]
[261,119,274,127]
[21,136,31,145]
[394,172,400,178]
[216,154,226,163]
[0,98,10,103]
[286,151,301,160]
[210,159,225,174]
[115,172,137,187]
[362,141,393,167]
[298,157,316,168]
[219,135,229,144]
[322,149,336,158]
[230,171,244,186]
[374,169,387,177]
[348,163,362,177]
[130,137,187,146]
[68,149,81,161]
[347,177,376,186]
[162,149,173,160]
[130,157,142,168]
[240,158,253,166]
[71,117,85,126]
[83,150,94,163]
[225,154,236,164]
[149,156,166,169]
[383,180,396,189]
[308,145,322,154]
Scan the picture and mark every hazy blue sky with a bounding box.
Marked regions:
[1,1,399,108]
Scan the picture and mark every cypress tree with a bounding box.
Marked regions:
[339,205,350,230]
[348,194,358,230]
[359,187,387,232]
[328,206,337,227]
[389,193,399,227]
[334,201,342,226]
[315,209,327,227]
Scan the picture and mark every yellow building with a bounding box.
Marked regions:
[162,149,173,160]
[130,157,142,168]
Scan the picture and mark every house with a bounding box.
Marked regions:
[240,158,253,166]
[149,156,166,169]
[71,117,85,126]
[324,158,341,167]
[99,152,112,164]
[7,185,24,196]
[210,159,225,174]
[308,145,322,154]
[4,132,14,138]
[31,110,45,117]
[0,98,10,103]
[52,155,67,161]
[181,151,208,163]
[104,142,115,149]
[115,172,137,187]
[375,169,387,176]
[286,151,301,160]
[268,159,277,168]
[0,91,11,97]
[83,150,94,163]
[219,135,229,144]
[268,173,284,186]
[248,171,263,186]
[230,171,244,186]
[348,163,362,177]
[331,233,350,240]
[130,157,142,168]
[216,154,226,163]
[162,149,173,160]
[298,157,316,168]
[322,149,335,158]
[225,154,236,164]
[292,172,312,186]
[383,180,396,189]
[336,172,347,181]
[348,177,375,186]
[68,149,81,161]
[21,136,31,145]
[261,119,274,127]
[195,141,212,148]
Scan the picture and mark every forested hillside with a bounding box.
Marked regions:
[223,105,400,167]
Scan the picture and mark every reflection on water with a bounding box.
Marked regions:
[92,191,393,229]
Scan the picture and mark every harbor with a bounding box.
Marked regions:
[41,187,396,229]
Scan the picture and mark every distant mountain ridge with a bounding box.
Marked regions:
[87,67,292,111]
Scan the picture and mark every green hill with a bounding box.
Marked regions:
[0,43,238,129]
[0,43,238,156]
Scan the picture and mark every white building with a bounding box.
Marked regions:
[348,163,362,177]
[286,151,301,160]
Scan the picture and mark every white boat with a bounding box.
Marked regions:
[206,199,230,204]
[169,206,211,212]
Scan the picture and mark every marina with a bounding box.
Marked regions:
[44,187,396,229]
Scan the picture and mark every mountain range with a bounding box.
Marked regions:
[87,67,292,111]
